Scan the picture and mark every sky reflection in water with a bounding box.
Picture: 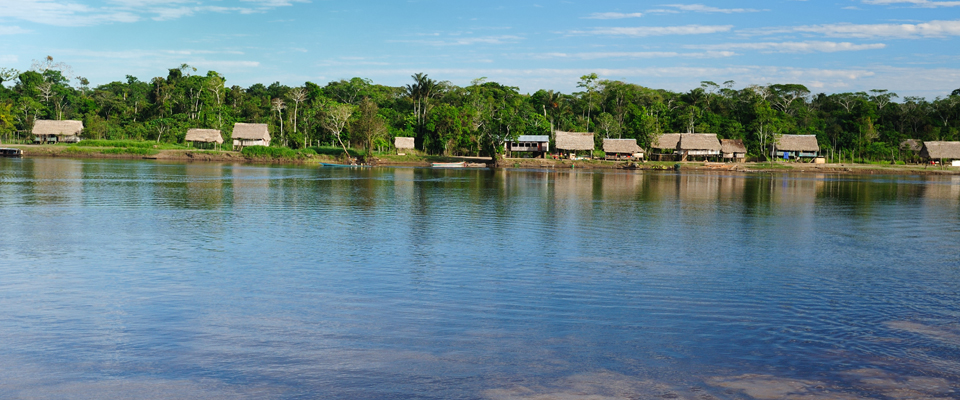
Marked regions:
[0,158,958,399]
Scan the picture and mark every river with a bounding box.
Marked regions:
[1,157,958,399]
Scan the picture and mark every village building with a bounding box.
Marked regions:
[721,139,747,162]
[185,129,224,150]
[505,135,549,158]
[678,133,722,161]
[920,141,960,166]
[33,120,84,143]
[900,139,922,163]
[394,137,415,155]
[774,135,820,160]
[602,138,643,160]
[231,123,270,149]
[650,133,681,161]
[555,131,594,158]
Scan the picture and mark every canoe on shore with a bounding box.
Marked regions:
[320,162,367,168]
[433,162,467,168]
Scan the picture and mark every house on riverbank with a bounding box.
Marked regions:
[920,141,960,166]
[775,135,820,160]
[721,139,747,162]
[602,138,643,160]
[33,120,83,143]
[395,137,415,155]
[506,135,549,158]
[678,133,722,161]
[231,123,270,149]
[185,129,224,150]
[651,134,681,161]
[555,131,594,158]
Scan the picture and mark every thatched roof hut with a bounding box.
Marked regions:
[721,139,747,154]
[185,129,224,144]
[232,123,270,143]
[395,137,415,150]
[603,139,642,154]
[776,135,820,152]
[900,139,922,152]
[651,133,681,150]
[679,134,721,151]
[555,131,594,151]
[920,141,960,160]
[33,120,83,136]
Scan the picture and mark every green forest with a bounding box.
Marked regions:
[2,57,960,161]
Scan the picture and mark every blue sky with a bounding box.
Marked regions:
[1,0,959,98]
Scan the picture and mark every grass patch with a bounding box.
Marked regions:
[73,140,188,150]
[242,146,317,159]
[309,146,364,158]
[745,162,794,169]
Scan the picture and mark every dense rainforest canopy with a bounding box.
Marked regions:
[1,58,959,161]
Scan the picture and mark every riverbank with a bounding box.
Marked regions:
[5,144,959,175]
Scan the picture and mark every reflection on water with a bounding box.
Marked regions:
[1,158,959,399]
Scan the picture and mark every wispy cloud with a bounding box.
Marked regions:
[862,0,960,7]
[583,12,643,19]
[687,41,887,53]
[0,0,139,27]
[389,35,523,46]
[648,4,764,14]
[0,25,31,35]
[0,0,306,26]
[748,19,960,38]
[529,51,735,59]
[573,25,734,37]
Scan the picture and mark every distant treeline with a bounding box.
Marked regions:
[1,58,959,161]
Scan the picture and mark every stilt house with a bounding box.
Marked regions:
[506,135,550,158]
[721,139,747,162]
[555,131,595,158]
[33,120,84,143]
[232,123,270,149]
[920,141,960,166]
[185,129,224,150]
[774,135,820,160]
[602,138,644,160]
[678,134,722,161]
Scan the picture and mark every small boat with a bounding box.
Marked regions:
[320,162,367,168]
[432,162,466,168]
[0,148,23,158]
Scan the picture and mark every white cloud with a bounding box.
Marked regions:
[574,25,734,37]
[0,0,139,27]
[651,4,763,13]
[862,0,960,7]
[584,12,644,19]
[529,51,736,59]
[389,35,523,46]
[687,41,887,53]
[751,19,960,38]
[0,25,31,35]
[0,0,304,26]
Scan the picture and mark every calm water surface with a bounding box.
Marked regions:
[1,158,959,399]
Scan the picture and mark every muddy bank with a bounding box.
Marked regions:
[7,144,959,175]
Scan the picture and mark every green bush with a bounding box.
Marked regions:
[241,146,317,159]
[309,146,363,157]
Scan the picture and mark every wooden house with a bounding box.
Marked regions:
[231,123,270,149]
[774,135,820,160]
[33,120,83,143]
[505,135,549,158]
[555,131,594,158]
[678,133,722,161]
[650,133,681,161]
[920,141,960,166]
[185,129,224,150]
[602,138,643,160]
[721,139,747,162]
[394,137,415,155]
